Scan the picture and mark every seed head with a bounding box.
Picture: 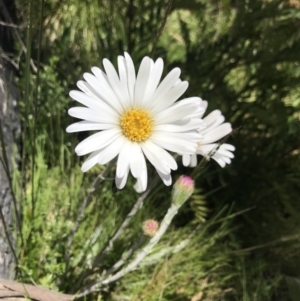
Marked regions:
[143,219,159,237]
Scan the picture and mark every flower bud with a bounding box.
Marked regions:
[172,175,195,205]
[142,219,159,237]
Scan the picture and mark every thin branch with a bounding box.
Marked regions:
[137,238,190,268]
[73,174,160,291]
[0,20,22,28]
[0,0,37,72]
[105,235,146,275]
[75,202,182,299]
[151,0,173,57]
[0,51,19,69]
[91,174,160,267]
[103,203,180,284]
[72,225,103,270]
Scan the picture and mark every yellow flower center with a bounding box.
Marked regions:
[120,108,153,142]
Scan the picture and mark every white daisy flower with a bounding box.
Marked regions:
[67,53,204,192]
[182,100,235,168]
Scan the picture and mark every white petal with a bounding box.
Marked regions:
[87,70,123,113]
[134,57,151,106]
[156,169,172,186]
[202,110,222,128]
[201,115,225,135]
[213,158,226,168]
[130,143,145,178]
[75,128,121,156]
[151,81,189,115]
[198,101,208,118]
[117,56,131,108]
[141,142,170,174]
[211,153,229,167]
[77,80,99,98]
[154,119,205,133]
[124,52,136,104]
[76,80,122,117]
[202,110,221,125]
[90,66,109,84]
[214,148,235,159]
[174,78,182,86]
[155,102,199,125]
[141,140,177,170]
[97,136,126,164]
[133,178,144,193]
[151,134,196,154]
[116,140,132,178]
[133,159,148,193]
[197,143,218,156]
[149,68,181,107]
[201,123,232,144]
[115,165,129,189]
[221,143,235,151]
[81,150,102,172]
[69,90,118,118]
[66,121,114,132]
[103,58,125,110]
[149,59,154,70]
[164,131,202,143]
[205,144,235,162]
[68,107,118,124]
[142,58,164,105]
[190,154,198,167]
[180,97,204,119]
[217,153,231,164]
[171,119,194,126]
[198,143,235,161]
[182,154,191,167]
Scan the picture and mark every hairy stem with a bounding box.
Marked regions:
[91,174,159,267]
[73,174,159,293]
[102,203,180,284]
[75,202,182,299]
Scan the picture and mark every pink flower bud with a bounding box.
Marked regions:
[142,219,159,237]
[172,175,195,205]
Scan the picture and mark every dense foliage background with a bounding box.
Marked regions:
[1,0,300,300]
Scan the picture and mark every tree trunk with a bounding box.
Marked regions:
[0,0,20,280]
[0,56,20,280]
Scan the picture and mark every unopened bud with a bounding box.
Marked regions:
[172,175,195,205]
[142,219,159,237]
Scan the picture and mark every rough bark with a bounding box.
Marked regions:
[0,0,20,280]
[0,55,20,280]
